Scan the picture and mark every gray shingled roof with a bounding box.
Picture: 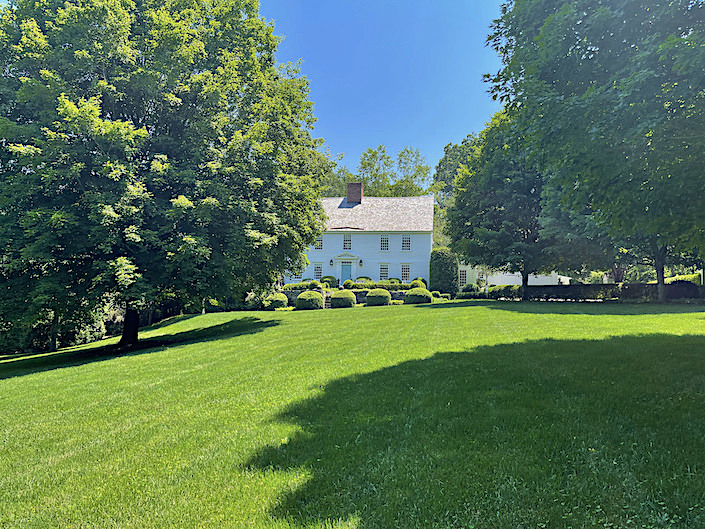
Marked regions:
[321,195,435,232]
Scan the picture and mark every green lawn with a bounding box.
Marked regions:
[2,301,705,528]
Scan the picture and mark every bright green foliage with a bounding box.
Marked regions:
[430,247,459,294]
[433,134,478,201]
[404,287,432,304]
[447,111,550,289]
[488,285,522,300]
[263,293,288,310]
[2,305,705,527]
[487,0,705,257]
[366,288,391,306]
[0,0,327,350]
[330,289,355,309]
[322,145,434,197]
[295,291,323,310]
[410,279,425,289]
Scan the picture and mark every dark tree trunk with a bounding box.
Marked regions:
[118,307,139,347]
[654,245,667,303]
[521,269,529,301]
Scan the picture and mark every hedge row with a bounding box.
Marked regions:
[457,282,703,301]
[342,280,415,291]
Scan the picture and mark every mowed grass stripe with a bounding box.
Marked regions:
[1,302,704,528]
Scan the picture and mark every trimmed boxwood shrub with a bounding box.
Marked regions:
[355,276,372,282]
[462,283,479,293]
[440,293,451,300]
[295,291,323,310]
[263,292,288,310]
[404,287,433,304]
[330,289,356,308]
[343,279,354,289]
[321,275,338,288]
[410,279,425,289]
[283,280,322,291]
[366,288,392,306]
[431,290,441,298]
[413,277,427,286]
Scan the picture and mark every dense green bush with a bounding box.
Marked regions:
[355,276,372,282]
[413,277,428,286]
[440,293,451,300]
[389,278,401,283]
[295,291,323,310]
[665,280,701,300]
[429,247,458,295]
[330,290,356,308]
[488,285,521,299]
[343,279,354,289]
[366,288,392,306]
[263,292,288,310]
[461,283,479,293]
[431,291,441,298]
[390,299,404,305]
[320,275,338,288]
[283,281,322,291]
[667,273,702,286]
[526,284,619,301]
[404,287,433,304]
[344,281,414,291]
[410,279,425,289]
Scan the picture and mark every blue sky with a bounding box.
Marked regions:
[258,1,504,173]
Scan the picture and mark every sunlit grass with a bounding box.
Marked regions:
[1,301,704,528]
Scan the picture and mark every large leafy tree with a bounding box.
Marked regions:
[447,111,549,292]
[487,0,705,299]
[0,0,326,351]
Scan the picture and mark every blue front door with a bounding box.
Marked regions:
[341,262,352,282]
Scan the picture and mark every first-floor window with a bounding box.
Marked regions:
[314,264,323,280]
[459,269,467,286]
[401,264,410,282]
[379,264,389,281]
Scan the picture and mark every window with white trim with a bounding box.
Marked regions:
[379,264,389,281]
[380,235,389,251]
[459,269,467,286]
[343,234,351,250]
[313,264,323,280]
[401,264,410,282]
[401,235,411,251]
[314,236,323,250]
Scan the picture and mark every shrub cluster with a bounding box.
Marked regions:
[295,291,323,310]
[343,280,415,291]
[404,287,433,304]
[330,289,356,308]
[320,276,338,288]
[488,285,522,299]
[283,280,322,291]
[666,273,702,286]
[366,288,392,306]
[263,292,288,310]
[461,283,480,293]
[429,247,458,294]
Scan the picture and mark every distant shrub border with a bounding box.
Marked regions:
[283,280,323,291]
[366,288,392,306]
[295,291,323,310]
[343,280,416,291]
[330,290,356,308]
[404,287,433,304]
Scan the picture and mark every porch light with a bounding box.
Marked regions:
[329,259,334,266]
[359,259,363,266]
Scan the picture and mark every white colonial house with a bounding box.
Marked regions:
[285,183,434,284]
[457,263,571,287]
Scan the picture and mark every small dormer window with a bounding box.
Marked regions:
[314,236,323,250]
[343,234,351,250]
[402,235,411,251]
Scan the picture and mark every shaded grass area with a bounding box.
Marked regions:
[1,303,704,528]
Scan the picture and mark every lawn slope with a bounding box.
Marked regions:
[1,302,704,528]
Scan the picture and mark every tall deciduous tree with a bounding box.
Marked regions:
[447,111,549,293]
[0,0,326,351]
[487,0,705,300]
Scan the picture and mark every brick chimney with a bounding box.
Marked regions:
[347,182,363,203]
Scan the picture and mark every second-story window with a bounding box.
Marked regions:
[314,236,323,250]
[380,235,389,251]
[402,235,411,251]
[343,234,351,250]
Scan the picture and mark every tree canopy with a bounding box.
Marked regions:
[486,0,705,296]
[0,0,327,350]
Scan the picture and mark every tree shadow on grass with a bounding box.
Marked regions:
[0,315,278,380]
[246,334,705,528]
[419,299,705,316]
